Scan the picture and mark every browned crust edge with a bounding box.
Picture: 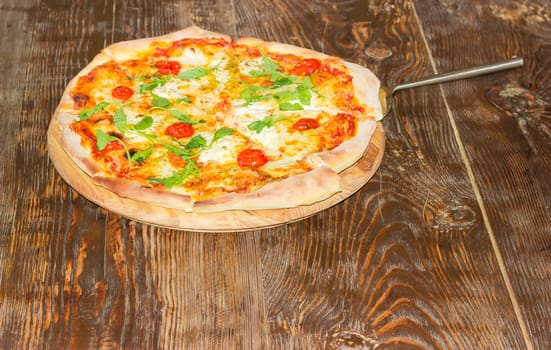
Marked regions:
[192,166,341,213]
[317,118,378,173]
[93,176,194,211]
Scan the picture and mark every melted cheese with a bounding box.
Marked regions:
[174,47,208,66]
[151,80,182,99]
[238,57,262,75]
[198,133,244,165]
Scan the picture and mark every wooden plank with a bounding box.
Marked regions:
[0,0,542,348]
[412,0,551,348]
[235,0,529,347]
[0,0,267,348]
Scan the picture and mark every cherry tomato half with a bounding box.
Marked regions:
[237,149,268,168]
[292,118,320,131]
[166,122,194,139]
[111,86,134,101]
[157,60,181,75]
[293,58,321,76]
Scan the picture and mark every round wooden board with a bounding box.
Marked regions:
[47,119,384,232]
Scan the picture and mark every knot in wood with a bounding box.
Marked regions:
[364,46,392,60]
[486,82,545,119]
[326,330,378,350]
[435,200,476,229]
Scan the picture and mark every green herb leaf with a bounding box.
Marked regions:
[136,131,192,158]
[95,129,133,168]
[297,85,311,105]
[185,135,207,150]
[239,85,270,106]
[167,109,204,124]
[301,76,313,89]
[152,94,171,108]
[134,116,154,130]
[177,67,210,80]
[174,96,192,104]
[130,145,154,162]
[139,76,171,94]
[247,116,289,133]
[211,127,233,145]
[136,131,158,142]
[270,77,296,89]
[248,53,287,83]
[160,141,192,158]
[297,76,313,105]
[78,101,116,121]
[279,102,304,111]
[148,160,200,188]
[95,129,115,150]
[113,108,127,135]
[260,54,279,73]
[78,109,96,121]
[274,90,298,103]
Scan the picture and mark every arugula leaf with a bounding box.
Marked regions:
[139,76,172,94]
[167,109,204,124]
[95,129,133,167]
[260,53,279,73]
[174,96,192,104]
[177,67,210,80]
[130,145,154,162]
[148,160,200,188]
[78,101,117,121]
[248,53,290,83]
[297,76,313,105]
[152,94,171,108]
[163,142,191,158]
[247,116,289,133]
[135,131,157,142]
[95,129,117,150]
[113,108,127,135]
[301,76,313,89]
[185,135,207,150]
[297,86,311,105]
[211,127,233,145]
[270,76,296,89]
[239,85,270,106]
[274,90,298,103]
[134,116,153,130]
[279,102,304,111]
[136,131,192,158]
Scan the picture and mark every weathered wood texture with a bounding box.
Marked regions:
[414,1,551,348]
[0,0,548,349]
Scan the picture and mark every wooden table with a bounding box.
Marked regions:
[1,0,549,348]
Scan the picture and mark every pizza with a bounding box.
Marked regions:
[50,26,382,213]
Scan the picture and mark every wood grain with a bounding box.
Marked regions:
[413,0,551,347]
[236,0,528,348]
[0,0,548,349]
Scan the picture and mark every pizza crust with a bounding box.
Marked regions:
[93,176,194,211]
[192,166,341,213]
[103,26,231,62]
[345,61,383,120]
[317,118,378,172]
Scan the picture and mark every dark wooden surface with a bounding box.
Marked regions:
[1,0,549,348]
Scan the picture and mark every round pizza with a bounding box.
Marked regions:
[50,26,382,213]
